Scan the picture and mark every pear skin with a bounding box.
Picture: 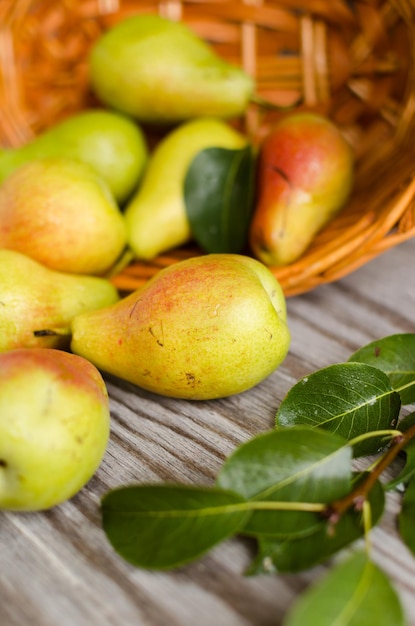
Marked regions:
[124,117,248,259]
[0,348,110,511]
[250,113,354,267]
[0,157,127,275]
[89,14,254,124]
[0,109,148,204]
[71,254,290,400]
[0,249,120,352]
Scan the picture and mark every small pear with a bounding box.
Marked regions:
[0,109,148,203]
[124,117,248,259]
[71,254,290,400]
[89,14,254,124]
[0,249,119,352]
[0,157,127,275]
[250,113,354,266]
[0,348,110,511]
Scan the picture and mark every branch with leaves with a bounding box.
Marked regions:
[100,333,415,626]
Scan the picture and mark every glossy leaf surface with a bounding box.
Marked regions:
[184,146,255,253]
[349,333,415,404]
[101,484,250,570]
[283,552,405,626]
[216,426,352,538]
[276,363,401,456]
[249,474,385,574]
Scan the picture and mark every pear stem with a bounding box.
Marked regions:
[323,425,415,523]
[249,94,303,111]
[106,247,135,279]
[33,327,71,337]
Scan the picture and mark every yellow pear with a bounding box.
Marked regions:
[71,254,290,400]
[124,117,248,260]
[0,109,148,204]
[89,14,254,124]
[0,249,120,352]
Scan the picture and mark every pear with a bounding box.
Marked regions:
[71,254,290,400]
[0,109,148,203]
[250,113,354,267]
[89,14,254,124]
[0,348,110,511]
[0,157,127,275]
[124,117,248,259]
[0,249,120,352]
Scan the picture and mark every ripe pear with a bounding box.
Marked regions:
[250,113,354,267]
[0,109,148,204]
[89,14,254,124]
[0,348,110,511]
[124,117,248,259]
[71,254,290,400]
[0,157,127,275]
[0,249,119,352]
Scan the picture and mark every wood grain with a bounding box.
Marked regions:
[1,238,415,626]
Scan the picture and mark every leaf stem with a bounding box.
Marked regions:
[348,429,402,449]
[395,379,415,395]
[362,500,372,555]
[325,422,415,522]
[247,500,326,513]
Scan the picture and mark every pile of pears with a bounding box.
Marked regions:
[0,10,358,398]
[0,12,355,510]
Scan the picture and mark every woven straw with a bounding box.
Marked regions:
[1,0,415,296]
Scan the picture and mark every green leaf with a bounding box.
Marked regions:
[216,426,352,539]
[276,363,401,456]
[398,476,415,557]
[184,145,255,253]
[101,484,250,570]
[282,552,405,626]
[387,412,415,490]
[349,333,415,404]
[248,474,385,575]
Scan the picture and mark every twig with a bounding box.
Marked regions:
[324,422,415,523]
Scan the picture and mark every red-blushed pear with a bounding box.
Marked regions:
[71,254,290,400]
[0,249,120,352]
[0,348,110,511]
[0,157,127,275]
[250,113,354,267]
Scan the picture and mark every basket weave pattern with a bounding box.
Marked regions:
[1,0,415,296]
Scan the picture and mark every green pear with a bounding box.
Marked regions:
[0,249,120,352]
[71,254,290,400]
[250,113,354,266]
[89,14,254,124]
[0,157,127,275]
[0,109,148,203]
[124,117,248,259]
[0,348,110,511]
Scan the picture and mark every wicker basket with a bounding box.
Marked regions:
[1,0,415,296]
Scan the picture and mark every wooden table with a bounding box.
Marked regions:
[2,238,415,626]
